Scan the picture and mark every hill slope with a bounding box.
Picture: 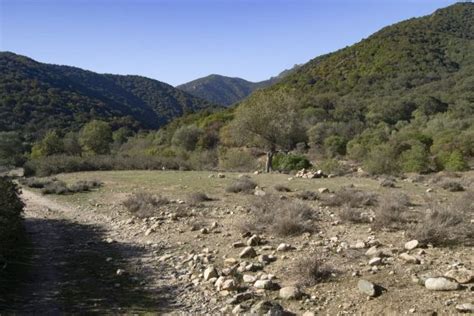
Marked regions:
[177,65,300,106]
[0,52,214,135]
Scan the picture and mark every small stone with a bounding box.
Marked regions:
[232,241,245,248]
[227,292,253,305]
[351,241,366,249]
[404,240,419,251]
[144,228,154,236]
[254,279,279,290]
[218,173,226,178]
[365,246,381,257]
[302,312,316,316]
[243,274,257,283]
[425,277,460,291]
[358,279,378,297]
[222,279,237,291]
[116,269,126,276]
[204,266,218,281]
[239,246,257,258]
[456,303,474,313]
[444,268,474,284]
[276,243,292,252]
[247,235,261,246]
[318,187,329,194]
[224,258,239,266]
[254,187,266,196]
[369,257,382,266]
[200,228,209,234]
[279,286,302,300]
[399,253,420,264]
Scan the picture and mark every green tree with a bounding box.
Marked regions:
[0,132,24,166]
[399,142,430,173]
[79,120,113,155]
[229,92,306,172]
[31,131,63,159]
[171,125,202,151]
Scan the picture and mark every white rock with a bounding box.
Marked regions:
[254,279,277,290]
[456,303,474,313]
[425,277,460,291]
[276,243,292,252]
[243,274,257,283]
[404,240,419,251]
[279,286,302,300]
[368,257,382,266]
[444,268,474,284]
[204,266,218,281]
[239,246,257,258]
[399,253,420,264]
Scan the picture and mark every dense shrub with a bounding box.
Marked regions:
[239,195,316,236]
[322,188,378,208]
[274,184,291,192]
[21,177,102,195]
[363,144,400,175]
[295,190,319,201]
[41,181,70,195]
[122,192,169,218]
[0,177,24,267]
[225,178,257,194]
[186,192,212,205]
[218,148,258,172]
[291,254,334,286]
[339,206,371,224]
[272,153,311,172]
[441,181,465,192]
[318,159,348,176]
[372,193,410,230]
[24,154,189,177]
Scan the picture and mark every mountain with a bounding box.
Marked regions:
[0,52,215,136]
[177,65,300,106]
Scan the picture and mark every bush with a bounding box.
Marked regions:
[69,180,103,193]
[441,150,469,172]
[441,181,465,192]
[372,193,410,230]
[318,159,348,176]
[123,192,169,218]
[19,177,55,188]
[363,144,400,175]
[410,194,473,246]
[239,195,316,236]
[186,192,212,205]
[41,181,69,195]
[225,178,257,194]
[295,190,319,201]
[272,153,311,172]
[274,184,291,192]
[291,254,334,286]
[322,188,378,208]
[218,148,258,172]
[0,177,24,266]
[399,143,430,173]
[339,206,371,224]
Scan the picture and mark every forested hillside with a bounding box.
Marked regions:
[177,65,300,106]
[0,52,214,137]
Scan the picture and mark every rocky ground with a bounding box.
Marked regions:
[2,170,473,314]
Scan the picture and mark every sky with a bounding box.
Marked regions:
[0,0,457,86]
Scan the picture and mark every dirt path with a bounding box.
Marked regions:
[2,190,184,314]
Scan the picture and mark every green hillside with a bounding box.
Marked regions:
[0,52,214,136]
[177,65,300,106]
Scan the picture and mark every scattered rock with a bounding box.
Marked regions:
[243,274,257,283]
[247,235,261,246]
[369,257,382,266]
[318,187,329,194]
[251,301,284,315]
[404,240,419,251]
[204,266,218,281]
[358,279,379,297]
[254,279,279,290]
[218,173,226,178]
[254,187,266,196]
[239,246,257,258]
[279,286,303,300]
[232,241,245,248]
[455,303,474,313]
[399,253,420,264]
[276,243,292,252]
[444,268,474,284]
[425,277,460,291]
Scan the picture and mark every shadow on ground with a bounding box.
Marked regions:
[0,218,179,314]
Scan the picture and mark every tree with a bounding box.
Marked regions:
[230,92,306,172]
[79,120,113,155]
[0,132,24,166]
[171,125,202,151]
[30,131,63,159]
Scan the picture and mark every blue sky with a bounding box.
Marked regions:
[0,0,455,86]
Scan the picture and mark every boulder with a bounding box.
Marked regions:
[358,279,378,297]
[444,268,474,284]
[279,286,303,300]
[425,277,460,291]
[239,246,257,258]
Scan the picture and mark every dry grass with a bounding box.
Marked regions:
[322,188,378,208]
[186,192,212,205]
[410,192,473,246]
[122,192,169,218]
[274,184,292,192]
[339,206,371,224]
[295,190,319,201]
[441,181,465,192]
[371,192,410,230]
[292,254,335,287]
[225,178,257,194]
[238,195,316,236]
